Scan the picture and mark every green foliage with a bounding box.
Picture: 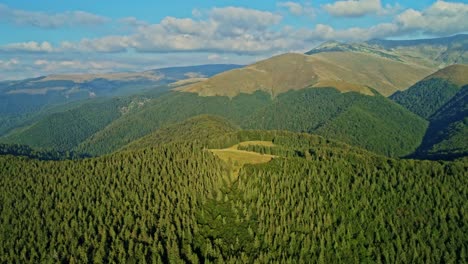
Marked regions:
[1,130,466,263]
[414,86,468,160]
[315,93,428,157]
[391,78,461,119]
[76,91,271,155]
[2,97,132,150]
[122,115,239,151]
[78,88,427,157]
[0,142,227,263]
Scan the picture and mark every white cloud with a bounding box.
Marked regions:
[1,2,467,58]
[278,2,303,15]
[396,1,468,35]
[119,17,149,28]
[30,59,137,73]
[210,6,282,32]
[277,2,315,18]
[323,0,382,17]
[63,36,134,53]
[0,4,109,28]
[0,58,19,69]
[119,7,285,54]
[303,22,400,41]
[3,41,54,53]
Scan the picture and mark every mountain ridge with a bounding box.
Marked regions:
[182,52,432,97]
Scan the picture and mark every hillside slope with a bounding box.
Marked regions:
[414,86,468,160]
[1,97,147,151]
[389,65,467,160]
[390,65,468,119]
[0,64,241,137]
[77,88,427,157]
[122,115,239,151]
[182,52,432,97]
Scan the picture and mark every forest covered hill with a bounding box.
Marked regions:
[390,64,468,159]
[0,120,466,263]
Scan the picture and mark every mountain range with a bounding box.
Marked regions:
[0,64,242,136]
[1,34,467,263]
[3,35,467,159]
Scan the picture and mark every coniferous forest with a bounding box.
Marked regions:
[1,127,467,263]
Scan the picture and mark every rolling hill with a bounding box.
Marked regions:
[3,36,466,160]
[1,97,135,150]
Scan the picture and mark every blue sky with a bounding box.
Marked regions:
[0,0,467,80]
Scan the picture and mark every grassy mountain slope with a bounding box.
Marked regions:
[423,64,468,86]
[77,88,427,157]
[1,129,466,263]
[182,52,432,97]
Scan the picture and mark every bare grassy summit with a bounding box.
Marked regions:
[182,52,434,97]
[424,64,468,86]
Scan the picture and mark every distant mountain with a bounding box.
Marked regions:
[0,64,242,136]
[182,52,432,97]
[147,64,243,82]
[308,34,468,68]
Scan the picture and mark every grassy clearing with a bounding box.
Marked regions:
[210,141,276,182]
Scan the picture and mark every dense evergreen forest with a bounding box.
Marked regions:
[2,97,137,150]
[414,86,468,160]
[72,88,426,157]
[391,78,461,119]
[1,124,466,263]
